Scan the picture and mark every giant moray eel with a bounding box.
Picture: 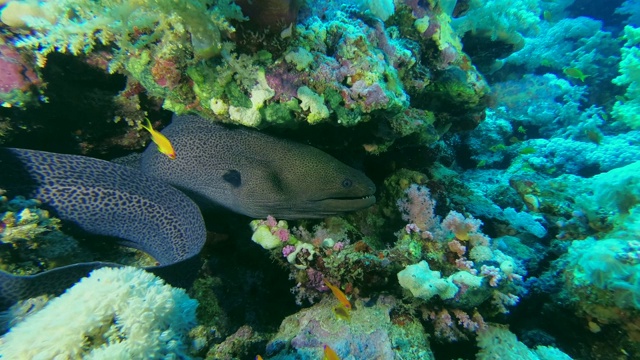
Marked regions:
[0,148,207,310]
[0,115,375,309]
[141,115,376,219]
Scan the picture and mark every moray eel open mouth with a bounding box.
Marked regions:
[310,194,377,214]
[314,194,376,205]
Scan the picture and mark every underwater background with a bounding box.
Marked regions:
[0,0,640,359]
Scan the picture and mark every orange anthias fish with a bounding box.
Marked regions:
[323,344,340,360]
[141,118,176,160]
[563,67,590,82]
[332,302,351,321]
[255,356,263,360]
[323,278,351,310]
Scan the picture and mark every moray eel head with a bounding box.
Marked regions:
[231,142,376,218]
[141,115,376,219]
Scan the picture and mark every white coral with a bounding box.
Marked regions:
[0,267,198,359]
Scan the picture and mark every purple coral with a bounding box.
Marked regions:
[349,80,389,112]
[265,64,304,102]
[306,268,327,291]
[441,211,483,240]
[0,44,41,96]
[282,245,296,257]
[480,265,502,287]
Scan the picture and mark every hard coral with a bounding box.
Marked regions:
[266,296,434,359]
[0,267,198,359]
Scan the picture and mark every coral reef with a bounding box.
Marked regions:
[0,40,42,108]
[3,0,640,359]
[0,0,493,158]
[477,325,572,360]
[265,296,433,359]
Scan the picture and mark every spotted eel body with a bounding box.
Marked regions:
[141,115,376,219]
[0,148,206,309]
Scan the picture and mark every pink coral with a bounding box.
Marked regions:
[455,258,476,274]
[451,309,486,333]
[397,184,438,232]
[274,228,290,242]
[265,64,303,102]
[265,215,278,227]
[0,44,41,94]
[332,242,344,251]
[441,211,483,241]
[448,239,466,256]
[480,265,502,287]
[405,223,420,234]
[349,80,389,112]
[428,309,457,341]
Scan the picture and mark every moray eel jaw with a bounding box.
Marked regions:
[308,194,377,217]
[246,195,376,219]
[305,176,377,215]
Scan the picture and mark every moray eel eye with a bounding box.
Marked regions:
[341,178,353,188]
[223,169,242,188]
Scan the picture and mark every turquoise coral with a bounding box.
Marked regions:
[612,25,640,129]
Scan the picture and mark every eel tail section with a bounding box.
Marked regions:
[0,148,206,310]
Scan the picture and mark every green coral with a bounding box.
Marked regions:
[16,0,244,65]
[612,26,640,129]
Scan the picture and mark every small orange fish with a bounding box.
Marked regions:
[255,356,263,360]
[141,118,176,160]
[323,344,340,360]
[323,278,351,310]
